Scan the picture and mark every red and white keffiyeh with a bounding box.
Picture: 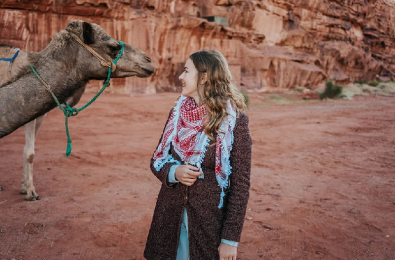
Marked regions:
[153,95,237,208]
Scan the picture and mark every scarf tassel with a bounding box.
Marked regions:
[216,115,236,208]
[218,188,226,209]
[196,135,210,179]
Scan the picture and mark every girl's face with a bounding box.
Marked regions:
[179,58,199,102]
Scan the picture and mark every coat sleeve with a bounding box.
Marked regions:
[150,108,180,188]
[221,112,252,242]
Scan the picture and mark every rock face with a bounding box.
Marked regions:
[1,0,394,93]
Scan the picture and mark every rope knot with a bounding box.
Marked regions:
[64,104,79,117]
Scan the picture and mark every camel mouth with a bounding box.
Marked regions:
[138,66,155,77]
[117,65,154,78]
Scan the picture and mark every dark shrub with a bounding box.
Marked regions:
[367,81,380,87]
[320,81,343,100]
[354,80,366,85]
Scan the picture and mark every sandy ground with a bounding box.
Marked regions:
[0,93,394,260]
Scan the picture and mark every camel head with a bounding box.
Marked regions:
[64,20,154,79]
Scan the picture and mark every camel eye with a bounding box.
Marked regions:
[109,44,121,52]
[109,44,122,57]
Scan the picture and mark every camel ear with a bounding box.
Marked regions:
[66,20,81,33]
[82,22,95,45]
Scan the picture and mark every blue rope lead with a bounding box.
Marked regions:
[0,50,20,62]
[1,49,20,78]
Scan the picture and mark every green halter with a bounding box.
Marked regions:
[30,38,124,157]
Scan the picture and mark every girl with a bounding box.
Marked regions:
[144,50,252,260]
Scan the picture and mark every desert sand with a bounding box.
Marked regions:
[0,93,394,260]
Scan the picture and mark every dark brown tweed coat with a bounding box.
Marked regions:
[144,110,252,260]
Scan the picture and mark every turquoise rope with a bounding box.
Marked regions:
[30,41,124,157]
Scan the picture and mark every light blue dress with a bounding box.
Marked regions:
[169,165,238,259]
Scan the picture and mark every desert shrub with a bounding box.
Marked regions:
[345,85,363,95]
[367,81,380,87]
[268,95,296,101]
[320,81,343,100]
[354,80,366,85]
[268,94,285,100]
[241,89,249,108]
[339,84,364,100]
[295,86,306,92]
[378,82,395,94]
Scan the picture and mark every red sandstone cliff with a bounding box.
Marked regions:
[1,0,394,93]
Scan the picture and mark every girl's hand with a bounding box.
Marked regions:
[218,242,237,260]
[175,165,202,186]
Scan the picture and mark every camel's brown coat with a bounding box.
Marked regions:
[0,20,155,200]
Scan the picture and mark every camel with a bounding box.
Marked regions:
[0,20,154,201]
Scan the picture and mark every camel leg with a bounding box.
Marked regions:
[34,114,47,137]
[21,114,46,200]
[21,120,35,195]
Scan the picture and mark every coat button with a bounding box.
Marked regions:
[184,195,188,201]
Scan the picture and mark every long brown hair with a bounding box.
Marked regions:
[189,50,246,143]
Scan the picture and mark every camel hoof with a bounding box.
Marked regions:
[0,187,4,191]
[25,195,40,201]
[20,189,27,194]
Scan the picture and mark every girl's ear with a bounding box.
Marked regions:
[200,73,208,85]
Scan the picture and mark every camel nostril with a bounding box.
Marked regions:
[145,56,152,62]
